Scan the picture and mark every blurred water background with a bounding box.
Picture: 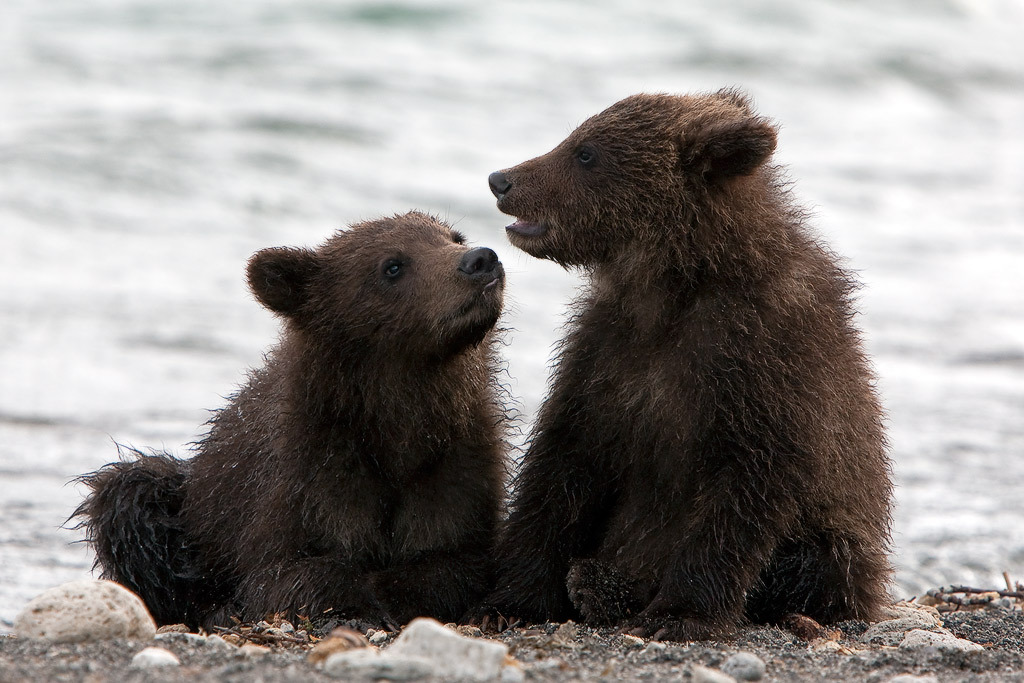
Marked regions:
[1,0,1023,629]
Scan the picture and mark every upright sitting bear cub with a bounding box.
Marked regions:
[484,91,892,640]
[76,212,508,629]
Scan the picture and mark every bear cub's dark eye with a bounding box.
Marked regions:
[382,259,403,279]
[576,146,597,168]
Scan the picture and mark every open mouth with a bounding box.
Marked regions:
[505,219,548,238]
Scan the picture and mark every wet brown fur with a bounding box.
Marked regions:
[76,212,509,629]
[484,91,893,641]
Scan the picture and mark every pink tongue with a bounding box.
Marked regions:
[506,220,547,237]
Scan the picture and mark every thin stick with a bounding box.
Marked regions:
[928,585,1024,601]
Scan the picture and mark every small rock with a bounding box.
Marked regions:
[205,634,237,651]
[782,613,829,640]
[456,625,484,639]
[899,629,984,652]
[369,629,389,645]
[280,620,295,633]
[913,595,942,608]
[155,623,190,634]
[14,580,156,643]
[552,620,578,647]
[532,657,568,672]
[642,641,667,656]
[218,633,244,646]
[811,639,854,655]
[130,647,180,668]
[621,633,645,649]
[154,631,208,646]
[722,651,766,681]
[241,643,271,657]
[323,648,433,680]
[879,603,942,627]
[387,618,510,681]
[500,659,526,683]
[888,675,939,683]
[692,664,737,683]
[861,617,945,646]
[308,627,370,665]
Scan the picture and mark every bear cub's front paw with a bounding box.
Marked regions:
[566,558,643,625]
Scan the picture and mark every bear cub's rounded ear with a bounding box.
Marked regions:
[681,116,778,181]
[247,247,321,317]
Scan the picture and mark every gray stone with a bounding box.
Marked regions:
[899,629,984,652]
[620,633,645,649]
[130,646,180,668]
[878,603,942,627]
[722,651,766,681]
[324,649,432,680]
[861,616,945,646]
[500,663,526,683]
[14,580,156,643]
[692,665,737,683]
[888,675,939,683]
[553,621,579,647]
[455,625,484,639]
[154,631,208,646]
[241,643,271,658]
[387,617,509,681]
[205,634,237,651]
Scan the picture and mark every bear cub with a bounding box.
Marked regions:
[483,91,893,640]
[76,211,508,629]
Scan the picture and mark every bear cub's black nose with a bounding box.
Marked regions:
[488,171,512,199]
[459,247,500,277]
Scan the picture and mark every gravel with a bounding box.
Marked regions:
[3,609,1024,682]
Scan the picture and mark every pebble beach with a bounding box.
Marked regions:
[3,589,1024,683]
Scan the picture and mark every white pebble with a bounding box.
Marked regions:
[500,663,526,683]
[692,665,737,683]
[202,634,236,651]
[154,631,207,646]
[131,647,180,668]
[14,580,156,643]
[722,651,766,681]
[861,616,940,646]
[620,633,644,648]
[387,617,509,681]
[899,629,984,652]
[323,648,433,680]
